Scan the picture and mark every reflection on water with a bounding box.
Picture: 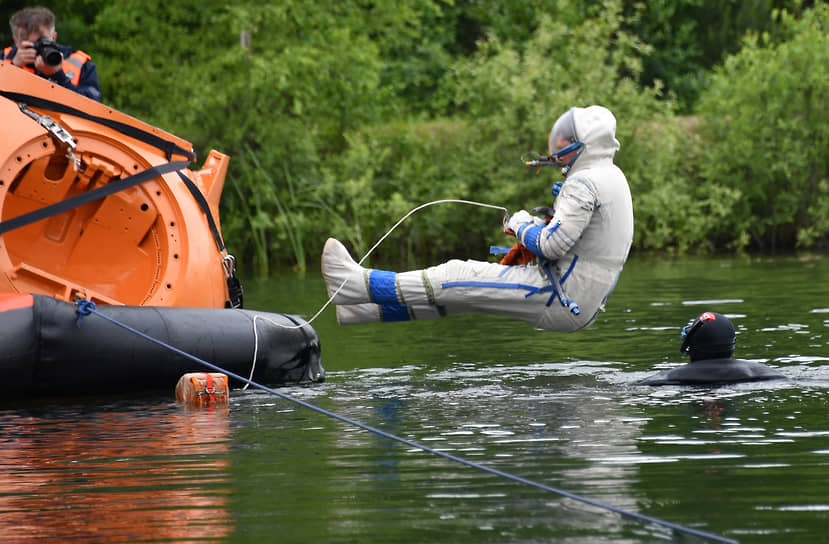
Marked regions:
[0,401,232,543]
[0,254,828,543]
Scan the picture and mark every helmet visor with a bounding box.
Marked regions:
[548,108,578,156]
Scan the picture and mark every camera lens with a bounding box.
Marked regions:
[34,37,62,67]
[43,50,62,66]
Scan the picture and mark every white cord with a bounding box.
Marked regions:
[307,198,507,327]
[239,198,508,386]
[241,314,263,390]
[354,199,509,266]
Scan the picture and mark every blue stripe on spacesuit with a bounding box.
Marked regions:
[574,177,598,203]
[561,255,578,282]
[369,269,399,304]
[549,230,574,256]
[533,219,575,257]
[441,280,554,298]
[380,303,411,322]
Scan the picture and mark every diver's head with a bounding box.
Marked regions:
[679,311,736,361]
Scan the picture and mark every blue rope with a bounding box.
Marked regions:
[74,298,736,544]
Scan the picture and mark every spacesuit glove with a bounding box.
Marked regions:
[507,209,533,235]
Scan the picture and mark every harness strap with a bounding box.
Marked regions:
[541,260,579,314]
[0,91,195,161]
[176,171,224,252]
[0,160,189,236]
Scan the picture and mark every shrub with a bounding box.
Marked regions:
[696,4,829,250]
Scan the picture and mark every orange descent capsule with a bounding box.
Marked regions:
[0,63,232,307]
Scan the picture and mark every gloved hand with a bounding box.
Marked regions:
[507,209,533,234]
[551,181,563,196]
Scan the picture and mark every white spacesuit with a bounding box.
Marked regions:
[322,105,633,331]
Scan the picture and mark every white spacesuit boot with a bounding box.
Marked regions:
[322,238,444,325]
[334,303,381,325]
[321,238,370,304]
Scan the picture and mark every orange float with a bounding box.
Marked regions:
[175,372,230,406]
[0,62,239,307]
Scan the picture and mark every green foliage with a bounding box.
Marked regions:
[1,0,825,272]
[91,0,406,271]
[313,0,717,262]
[623,0,807,112]
[315,119,493,266]
[366,1,687,258]
[696,3,829,250]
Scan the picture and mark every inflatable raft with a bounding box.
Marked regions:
[0,64,325,398]
[0,293,324,399]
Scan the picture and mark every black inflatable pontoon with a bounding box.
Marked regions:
[0,293,323,398]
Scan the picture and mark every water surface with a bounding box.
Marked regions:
[1,254,827,543]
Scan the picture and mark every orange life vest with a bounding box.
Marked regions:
[2,45,90,85]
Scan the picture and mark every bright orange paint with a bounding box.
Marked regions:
[0,292,33,311]
[0,63,231,307]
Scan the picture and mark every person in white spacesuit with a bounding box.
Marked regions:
[321,105,634,332]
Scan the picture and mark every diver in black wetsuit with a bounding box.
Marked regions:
[638,311,787,386]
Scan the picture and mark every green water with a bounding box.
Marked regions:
[1,254,827,543]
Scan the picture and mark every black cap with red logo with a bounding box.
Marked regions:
[680,311,737,361]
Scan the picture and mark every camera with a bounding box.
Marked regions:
[34,36,62,67]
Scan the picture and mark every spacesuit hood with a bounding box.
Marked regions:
[570,105,620,171]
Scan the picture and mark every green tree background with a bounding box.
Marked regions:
[1,0,826,273]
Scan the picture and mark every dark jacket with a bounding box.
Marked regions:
[638,358,787,386]
[1,43,101,102]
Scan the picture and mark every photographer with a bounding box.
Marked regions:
[2,7,101,101]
